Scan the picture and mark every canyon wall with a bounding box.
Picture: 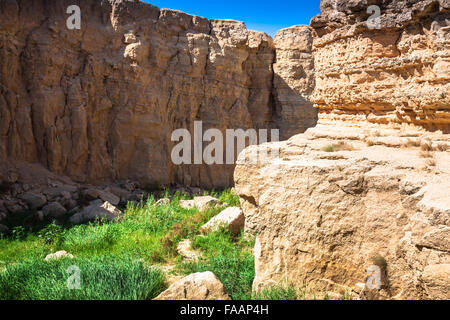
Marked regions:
[236,0,450,299]
[272,25,317,140]
[311,0,450,132]
[0,0,315,189]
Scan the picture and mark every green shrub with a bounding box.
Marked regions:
[0,255,166,300]
[11,226,26,241]
[252,284,302,300]
[37,223,64,245]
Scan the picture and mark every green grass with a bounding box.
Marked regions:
[0,189,245,300]
[322,142,355,153]
[0,255,166,300]
[252,284,302,300]
[0,191,238,265]
[0,189,333,300]
[177,229,255,300]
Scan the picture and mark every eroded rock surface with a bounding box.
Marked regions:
[273,25,317,140]
[0,0,316,190]
[311,0,450,132]
[235,0,449,299]
[235,126,450,300]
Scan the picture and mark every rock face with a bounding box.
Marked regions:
[273,25,317,140]
[234,0,450,300]
[154,271,230,300]
[311,0,450,132]
[235,130,450,300]
[0,0,316,190]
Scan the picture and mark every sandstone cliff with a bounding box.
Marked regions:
[0,0,315,189]
[311,0,450,132]
[235,0,450,300]
[273,25,317,140]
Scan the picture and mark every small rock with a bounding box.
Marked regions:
[154,272,230,300]
[123,181,138,192]
[70,201,122,224]
[193,196,219,211]
[20,191,47,210]
[179,199,195,210]
[83,188,101,201]
[60,198,77,211]
[200,207,245,235]
[44,251,74,261]
[42,202,67,218]
[176,239,199,262]
[4,200,25,214]
[60,191,72,200]
[155,198,170,206]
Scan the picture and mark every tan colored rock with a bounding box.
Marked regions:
[179,200,195,210]
[310,0,450,133]
[155,198,170,206]
[422,264,450,300]
[234,128,450,300]
[273,25,317,140]
[0,0,316,190]
[194,196,219,211]
[200,207,245,235]
[45,251,74,261]
[154,272,230,300]
[176,239,199,262]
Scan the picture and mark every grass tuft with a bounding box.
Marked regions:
[0,255,166,300]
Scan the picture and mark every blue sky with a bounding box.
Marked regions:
[143,0,321,37]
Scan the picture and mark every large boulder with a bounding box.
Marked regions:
[235,129,450,300]
[200,207,245,235]
[83,188,120,206]
[42,202,67,218]
[20,191,47,210]
[154,272,230,300]
[69,201,122,224]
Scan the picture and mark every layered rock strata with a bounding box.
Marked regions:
[311,0,450,132]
